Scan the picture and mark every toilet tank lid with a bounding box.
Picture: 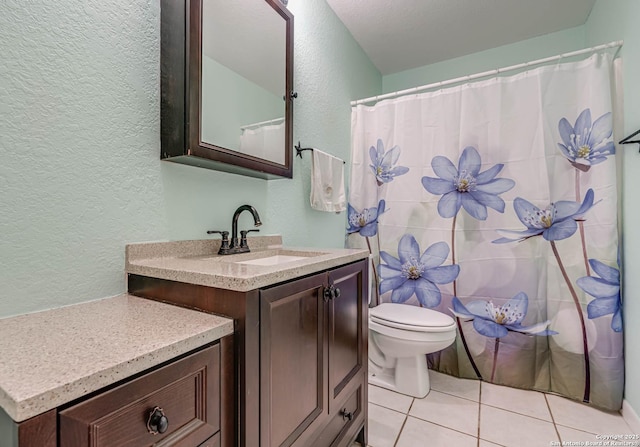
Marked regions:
[370,303,454,327]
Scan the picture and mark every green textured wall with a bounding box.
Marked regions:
[0,0,381,318]
[267,0,382,248]
[0,0,169,317]
[383,26,586,93]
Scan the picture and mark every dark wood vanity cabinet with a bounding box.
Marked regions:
[260,272,326,447]
[128,259,368,447]
[6,337,234,447]
[260,262,366,447]
[59,344,226,447]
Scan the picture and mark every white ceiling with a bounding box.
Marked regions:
[325,0,597,75]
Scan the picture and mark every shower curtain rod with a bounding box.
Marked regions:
[240,116,284,130]
[351,40,623,106]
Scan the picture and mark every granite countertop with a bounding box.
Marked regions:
[125,236,369,291]
[0,294,233,423]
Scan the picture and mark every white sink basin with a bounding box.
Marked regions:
[193,249,331,267]
[234,255,309,266]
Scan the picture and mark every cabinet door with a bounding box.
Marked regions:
[260,273,327,447]
[327,261,367,409]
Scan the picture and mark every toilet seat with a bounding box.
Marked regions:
[370,303,456,333]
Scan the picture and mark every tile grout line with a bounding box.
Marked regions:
[394,393,481,446]
[480,401,556,424]
[406,396,416,415]
[430,386,482,403]
[402,415,481,440]
[392,414,409,447]
[476,383,511,447]
[390,395,414,447]
[402,388,482,438]
[396,386,484,440]
[368,401,412,416]
[545,393,563,443]
[477,382,483,447]
[392,397,413,447]
[478,381,559,423]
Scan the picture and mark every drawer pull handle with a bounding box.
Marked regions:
[341,408,353,421]
[147,406,169,435]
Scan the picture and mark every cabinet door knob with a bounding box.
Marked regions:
[323,286,333,302]
[341,408,353,421]
[147,406,169,435]
[324,285,340,301]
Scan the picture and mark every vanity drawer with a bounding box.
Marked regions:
[198,432,220,447]
[59,344,220,447]
[310,383,362,447]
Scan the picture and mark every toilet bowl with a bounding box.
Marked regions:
[368,302,457,398]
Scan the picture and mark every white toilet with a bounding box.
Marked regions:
[368,302,457,398]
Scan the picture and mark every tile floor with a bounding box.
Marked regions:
[362,371,637,447]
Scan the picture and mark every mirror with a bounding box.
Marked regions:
[201,0,286,165]
[160,0,294,179]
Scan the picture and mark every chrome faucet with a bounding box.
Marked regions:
[208,205,262,255]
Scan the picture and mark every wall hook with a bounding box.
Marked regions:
[295,141,312,159]
[619,128,640,153]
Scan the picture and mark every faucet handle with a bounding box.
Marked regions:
[239,229,260,248]
[207,230,230,250]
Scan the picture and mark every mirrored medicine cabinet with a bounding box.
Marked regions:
[161,0,294,179]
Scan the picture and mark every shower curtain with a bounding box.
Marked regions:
[347,53,623,410]
[239,120,286,164]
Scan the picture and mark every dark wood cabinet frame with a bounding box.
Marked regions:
[161,0,294,179]
[128,259,368,447]
[8,337,234,447]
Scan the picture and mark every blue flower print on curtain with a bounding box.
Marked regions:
[451,294,556,339]
[378,234,459,308]
[347,200,386,237]
[492,189,597,403]
[577,259,622,332]
[369,139,409,185]
[421,145,515,380]
[493,189,596,243]
[558,109,614,278]
[451,293,556,382]
[558,109,614,171]
[347,200,386,303]
[421,146,515,221]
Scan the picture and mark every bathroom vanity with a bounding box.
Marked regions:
[126,237,369,447]
[0,295,234,447]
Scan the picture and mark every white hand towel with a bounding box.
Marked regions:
[310,149,346,213]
